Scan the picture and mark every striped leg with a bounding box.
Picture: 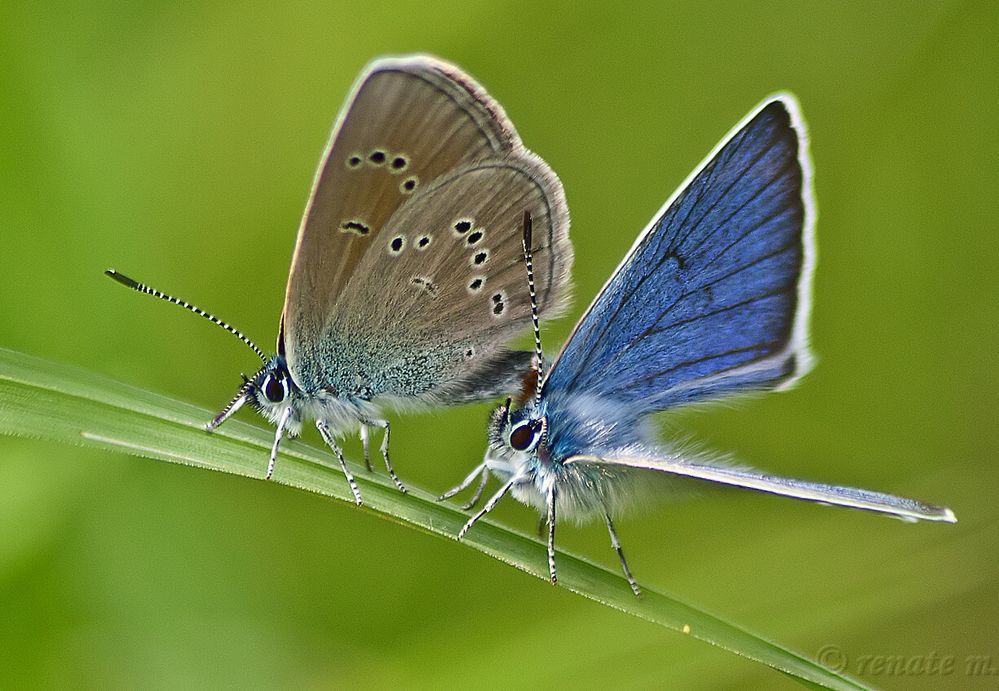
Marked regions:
[316,420,362,506]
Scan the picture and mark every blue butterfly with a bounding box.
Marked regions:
[444,94,956,595]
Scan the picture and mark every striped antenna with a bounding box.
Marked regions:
[520,210,544,407]
[206,376,254,430]
[105,269,268,363]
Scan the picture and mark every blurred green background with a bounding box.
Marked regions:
[2,1,996,688]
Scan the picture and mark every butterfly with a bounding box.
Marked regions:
[107,55,573,504]
[445,94,956,595]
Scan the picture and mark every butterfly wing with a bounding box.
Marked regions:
[564,453,956,523]
[281,56,571,401]
[309,154,571,403]
[544,96,815,414]
[282,55,526,377]
[541,99,955,526]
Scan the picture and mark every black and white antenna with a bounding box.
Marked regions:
[520,210,544,407]
[105,269,268,363]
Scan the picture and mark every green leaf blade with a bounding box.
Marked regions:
[0,347,867,689]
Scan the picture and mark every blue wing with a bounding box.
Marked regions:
[543,96,815,414]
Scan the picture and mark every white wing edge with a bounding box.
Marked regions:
[564,454,956,523]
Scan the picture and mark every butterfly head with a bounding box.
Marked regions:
[507,411,547,454]
[487,397,551,471]
[240,356,305,430]
[206,355,305,436]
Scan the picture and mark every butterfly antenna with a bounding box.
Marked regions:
[105,269,268,363]
[521,210,544,407]
[208,377,254,430]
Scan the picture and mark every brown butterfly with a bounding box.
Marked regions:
[108,55,573,504]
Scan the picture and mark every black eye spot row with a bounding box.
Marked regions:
[342,148,415,228]
[388,232,435,255]
[377,215,503,316]
[452,218,486,248]
[346,149,409,172]
[455,217,494,301]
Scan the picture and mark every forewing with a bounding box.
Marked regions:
[564,454,956,523]
[322,154,572,401]
[281,56,521,371]
[544,96,815,413]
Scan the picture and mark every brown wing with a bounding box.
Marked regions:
[322,154,571,401]
[281,55,521,371]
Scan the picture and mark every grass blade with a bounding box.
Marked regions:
[0,347,866,689]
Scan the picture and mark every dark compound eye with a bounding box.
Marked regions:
[509,420,541,451]
[263,374,286,403]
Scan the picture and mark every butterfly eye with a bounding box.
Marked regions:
[509,419,542,452]
[263,374,287,403]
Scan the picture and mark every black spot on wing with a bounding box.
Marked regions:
[340,220,370,236]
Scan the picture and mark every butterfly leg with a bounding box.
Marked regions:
[604,510,641,596]
[457,477,519,540]
[460,465,490,511]
[438,462,489,509]
[265,407,293,480]
[358,425,374,472]
[316,419,363,506]
[364,418,408,493]
[546,487,558,585]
